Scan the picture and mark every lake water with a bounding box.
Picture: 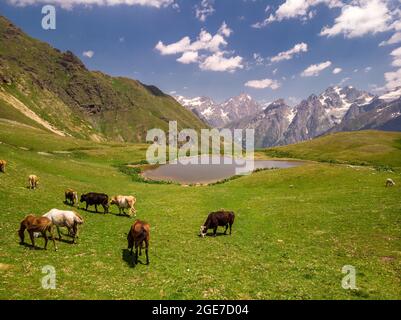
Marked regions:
[141,155,303,184]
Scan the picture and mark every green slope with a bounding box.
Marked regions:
[264,131,401,168]
[0,123,400,299]
[0,15,205,142]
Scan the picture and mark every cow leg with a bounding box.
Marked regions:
[145,240,149,265]
[85,203,88,211]
[29,231,35,249]
[224,225,228,235]
[42,232,48,250]
[213,227,218,237]
[229,223,232,235]
[56,226,62,240]
[134,244,139,264]
[49,226,58,251]
[95,205,98,213]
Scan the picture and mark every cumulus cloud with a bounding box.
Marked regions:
[332,67,342,74]
[200,52,243,72]
[320,0,392,38]
[390,46,401,67]
[195,0,215,22]
[82,50,94,58]
[270,42,308,63]
[155,22,243,72]
[301,61,332,77]
[384,68,401,90]
[380,31,401,46]
[252,0,343,28]
[8,0,176,9]
[177,51,199,64]
[245,78,281,90]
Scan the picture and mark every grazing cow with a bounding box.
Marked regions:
[127,220,150,265]
[65,189,79,207]
[110,195,137,217]
[386,178,396,187]
[43,209,84,243]
[80,193,109,214]
[0,160,6,173]
[199,211,235,238]
[18,215,57,251]
[28,175,39,189]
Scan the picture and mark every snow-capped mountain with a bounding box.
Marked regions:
[229,99,295,148]
[230,86,378,148]
[176,86,401,148]
[174,93,262,127]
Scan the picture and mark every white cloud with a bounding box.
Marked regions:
[8,0,176,9]
[384,68,401,90]
[218,21,232,37]
[253,53,265,65]
[155,22,243,72]
[301,60,332,77]
[365,66,372,72]
[270,42,308,63]
[320,0,392,38]
[333,67,342,74]
[195,0,215,22]
[245,78,281,90]
[200,52,244,72]
[177,51,199,64]
[380,32,401,46]
[82,50,94,58]
[390,46,401,67]
[252,0,343,28]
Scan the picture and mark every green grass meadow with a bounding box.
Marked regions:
[0,121,400,299]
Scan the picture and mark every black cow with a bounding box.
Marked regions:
[199,211,235,238]
[80,193,109,214]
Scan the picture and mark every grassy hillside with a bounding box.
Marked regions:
[0,122,400,299]
[0,15,205,142]
[264,131,401,168]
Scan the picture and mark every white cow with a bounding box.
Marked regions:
[43,209,84,243]
[386,178,396,187]
[110,195,137,217]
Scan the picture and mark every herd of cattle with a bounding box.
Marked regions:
[1,160,236,265]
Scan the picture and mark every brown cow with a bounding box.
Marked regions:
[65,189,79,207]
[127,220,150,265]
[0,160,6,173]
[200,211,235,238]
[18,215,58,251]
[28,175,39,189]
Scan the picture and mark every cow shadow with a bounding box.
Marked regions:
[122,249,137,268]
[198,232,231,238]
[19,242,46,250]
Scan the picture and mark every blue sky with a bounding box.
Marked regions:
[1,0,400,104]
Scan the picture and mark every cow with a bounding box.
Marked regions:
[43,209,84,243]
[110,195,137,217]
[386,178,396,187]
[65,189,79,207]
[80,193,109,214]
[0,160,6,173]
[18,215,58,251]
[28,175,39,189]
[199,211,235,238]
[127,220,150,265]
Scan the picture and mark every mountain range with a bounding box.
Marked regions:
[176,86,401,148]
[0,16,205,143]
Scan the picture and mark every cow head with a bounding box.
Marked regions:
[110,196,118,205]
[199,225,207,238]
[80,194,86,203]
